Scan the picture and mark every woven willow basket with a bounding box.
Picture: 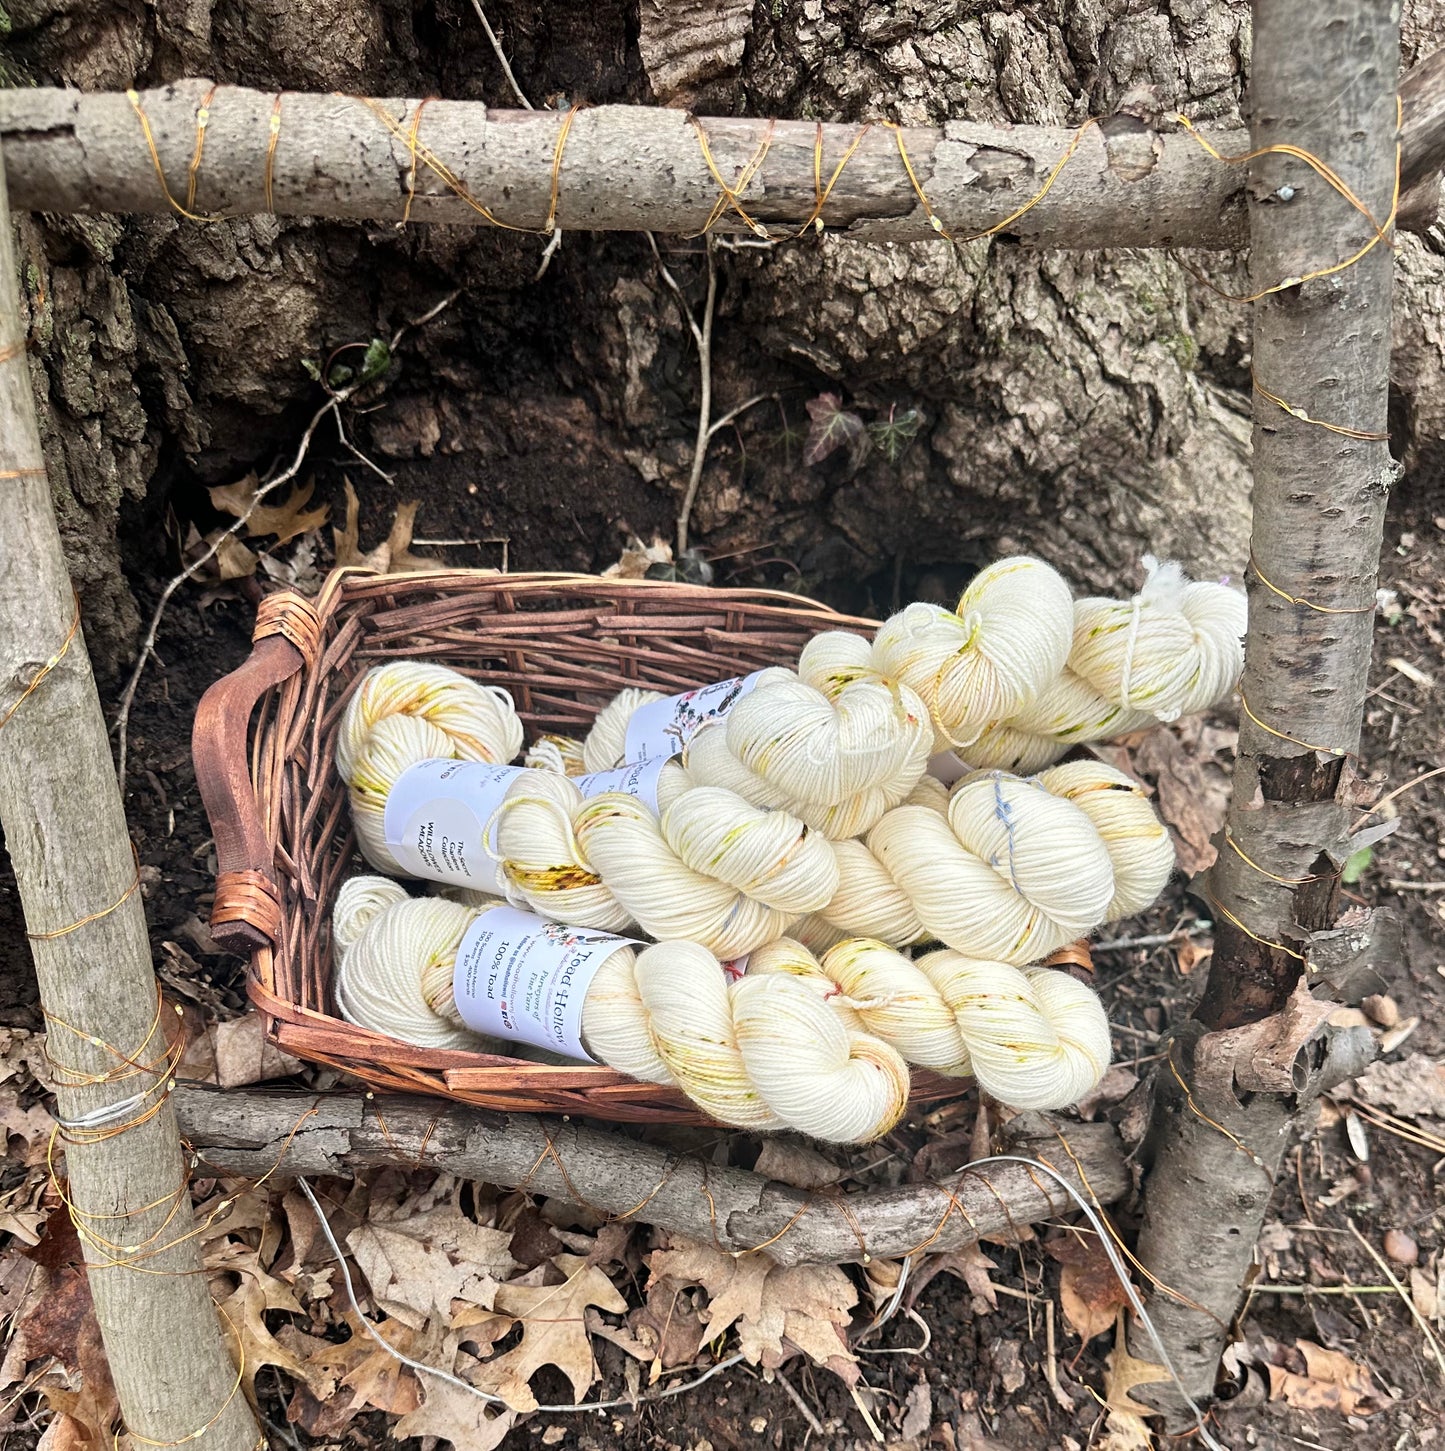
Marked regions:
[194,568,1087,1125]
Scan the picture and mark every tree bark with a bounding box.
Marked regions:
[1131,0,1400,1420]
[171,1086,1128,1268]
[2,77,1441,247]
[0,166,260,1450]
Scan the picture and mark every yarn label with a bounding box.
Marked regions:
[573,757,667,815]
[623,671,765,763]
[452,905,640,1061]
[383,759,525,894]
[720,954,749,982]
[926,750,972,785]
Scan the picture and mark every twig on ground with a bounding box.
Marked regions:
[647,233,718,558]
[1251,1283,1398,1294]
[1092,925,1209,953]
[111,291,460,784]
[1350,763,1445,831]
[1346,1218,1445,1383]
[1044,1299,1071,1410]
[770,1366,825,1436]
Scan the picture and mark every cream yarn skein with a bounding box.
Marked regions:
[582,687,664,772]
[815,763,1173,963]
[580,634,932,840]
[331,876,911,1142]
[747,936,1112,1111]
[1070,557,1246,721]
[495,764,840,959]
[870,557,1076,752]
[967,559,1247,771]
[716,632,932,832]
[336,662,525,876]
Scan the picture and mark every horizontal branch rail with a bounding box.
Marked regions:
[173,1087,1127,1267]
[0,70,1437,246]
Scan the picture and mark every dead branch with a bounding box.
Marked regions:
[1132,0,1402,1422]
[4,69,1441,245]
[172,1087,1128,1268]
[0,166,259,1449]
[0,75,1430,249]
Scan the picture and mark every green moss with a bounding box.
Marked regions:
[1164,331,1199,371]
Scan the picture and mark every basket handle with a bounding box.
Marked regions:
[192,592,321,955]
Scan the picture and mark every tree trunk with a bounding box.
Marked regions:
[0,167,260,1450]
[1131,0,1400,1419]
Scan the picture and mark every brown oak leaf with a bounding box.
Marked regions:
[208,474,329,545]
[471,1254,627,1412]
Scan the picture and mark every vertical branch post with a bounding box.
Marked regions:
[0,167,260,1447]
[1132,0,1401,1416]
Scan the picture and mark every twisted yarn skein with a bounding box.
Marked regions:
[495,763,840,958]
[331,876,911,1142]
[813,762,1174,963]
[870,557,1076,752]
[582,687,664,771]
[966,558,1247,771]
[746,936,1111,1111]
[580,634,932,839]
[336,662,525,876]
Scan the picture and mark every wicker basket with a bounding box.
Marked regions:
[194,568,1078,1125]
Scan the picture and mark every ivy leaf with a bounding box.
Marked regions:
[868,405,923,465]
[803,393,868,467]
[327,338,392,392]
[646,549,715,585]
[356,337,392,385]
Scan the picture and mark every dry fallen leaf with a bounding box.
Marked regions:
[471,1254,628,1411]
[1266,1339,1388,1416]
[1131,729,1228,875]
[209,474,330,545]
[276,1311,422,1436]
[603,533,673,579]
[752,1139,843,1189]
[900,1377,932,1440]
[1350,1052,1445,1120]
[1103,1310,1171,1420]
[207,529,260,580]
[394,1367,517,1451]
[178,1011,304,1089]
[907,1244,999,1315]
[1047,1233,1131,1347]
[333,480,435,574]
[626,1278,707,1374]
[347,1210,514,1329]
[220,1274,324,1398]
[649,1237,859,1386]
